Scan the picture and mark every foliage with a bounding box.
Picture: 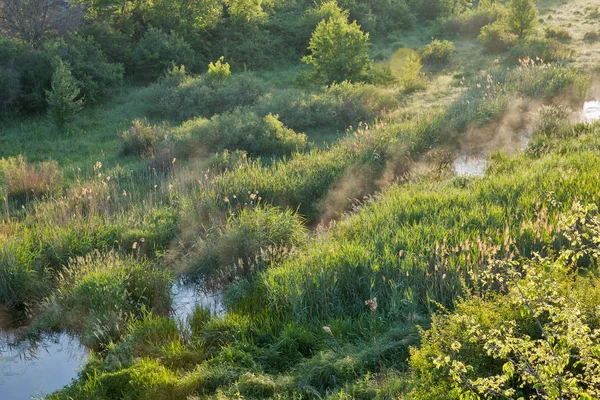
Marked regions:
[507,0,538,38]
[133,28,196,82]
[170,110,307,158]
[303,11,371,83]
[186,205,306,288]
[420,39,455,66]
[478,21,518,53]
[45,60,84,128]
[121,119,170,157]
[43,252,172,348]
[255,81,398,131]
[410,203,600,399]
[441,6,505,37]
[146,71,268,122]
[206,57,231,84]
[506,37,573,64]
[544,25,573,43]
[398,53,426,94]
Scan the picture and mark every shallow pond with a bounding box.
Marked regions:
[583,100,600,122]
[0,280,224,399]
[0,331,88,400]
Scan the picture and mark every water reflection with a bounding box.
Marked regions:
[0,332,87,400]
[170,280,225,323]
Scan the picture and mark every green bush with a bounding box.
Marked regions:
[45,60,84,128]
[146,72,268,121]
[398,53,426,94]
[79,22,135,73]
[256,81,397,131]
[171,110,307,157]
[303,11,371,83]
[442,7,505,37]
[544,25,572,43]
[478,22,518,53]
[133,28,196,82]
[410,206,600,398]
[0,66,22,111]
[42,36,124,104]
[420,39,455,65]
[121,119,169,157]
[505,37,573,64]
[206,56,231,84]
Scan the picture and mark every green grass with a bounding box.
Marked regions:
[1,2,599,398]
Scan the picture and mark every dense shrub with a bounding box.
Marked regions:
[410,205,600,398]
[171,111,307,157]
[0,66,22,111]
[146,72,269,121]
[206,57,231,84]
[79,22,135,72]
[256,81,398,131]
[544,25,572,43]
[420,39,455,65]
[0,36,122,113]
[0,156,62,201]
[303,11,371,83]
[442,7,505,37]
[505,37,573,64]
[533,104,572,138]
[478,22,518,53]
[42,37,124,104]
[133,28,196,82]
[121,119,169,157]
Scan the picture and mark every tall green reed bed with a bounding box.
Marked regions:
[49,120,600,399]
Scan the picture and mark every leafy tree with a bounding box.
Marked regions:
[45,60,83,128]
[508,0,538,38]
[302,10,370,83]
[0,0,81,47]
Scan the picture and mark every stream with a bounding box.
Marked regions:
[0,281,224,399]
[452,101,600,177]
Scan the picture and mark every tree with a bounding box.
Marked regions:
[0,0,81,47]
[302,10,370,83]
[507,0,538,39]
[45,60,83,128]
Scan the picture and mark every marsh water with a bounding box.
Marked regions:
[452,101,600,177]
[0,330,88,400]
[0,281,224,399]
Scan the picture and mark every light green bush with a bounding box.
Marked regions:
[478,21,518,53]
[420,39,455,65]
